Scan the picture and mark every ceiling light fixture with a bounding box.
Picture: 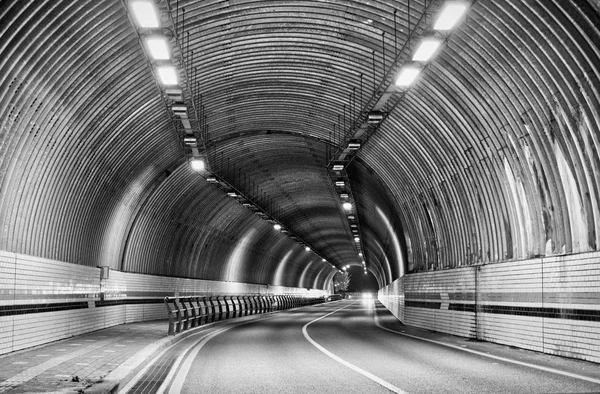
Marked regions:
[145,36,170,60]
[332,164,344,171]
[342,202,352,211]
[273,224,282,231]
[130,0,160,28]
[335,181,345,187]
[396,65,421,87]
[434,2,468,31]
[305,246,310,252]
[189,157,205,172]
[157,65,178,85]
[412,38,442,62]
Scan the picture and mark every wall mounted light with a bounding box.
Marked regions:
[434,2,468,31]
[130,0,160,28]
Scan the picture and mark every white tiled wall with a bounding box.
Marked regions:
[378,251,600,363]
[0,250,327,356]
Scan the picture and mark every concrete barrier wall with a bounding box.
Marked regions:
[378,251,600,363]
[0,250,326,355]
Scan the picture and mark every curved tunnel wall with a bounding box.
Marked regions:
[361,0,600,273]
[0,0,599,308]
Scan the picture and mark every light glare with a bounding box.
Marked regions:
[412,39,441,62]
[130,0,160,28]
[396,66,421,87]
[146,36,170,60]
[434,2,468,30]
[190,158,205,172]
[342,202,352,211]
[274,224,282,230]
[157,66,178,85]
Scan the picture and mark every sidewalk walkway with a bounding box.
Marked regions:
[0,320,171,394]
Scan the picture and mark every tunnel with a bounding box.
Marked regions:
[1,0,599,392]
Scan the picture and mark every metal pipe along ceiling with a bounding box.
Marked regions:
[0,1,599,290]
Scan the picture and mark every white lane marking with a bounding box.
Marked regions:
[117,328,217,394]
[165,327,232,394]
[162,313,282,394]
[373,311,600,386]
[302,303,409,394]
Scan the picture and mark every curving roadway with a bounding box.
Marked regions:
[122,300,600,394]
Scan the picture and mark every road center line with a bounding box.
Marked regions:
[372,309,600,386]
[302,303,410,394]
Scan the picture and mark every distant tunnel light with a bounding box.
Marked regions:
[434,2,468,31]
[130,0,160,28]
[342,202,352,211]
[396,66,421,87]
[189,157,205,172]
[157,66,178,85]
[412,38,442,62]
[145,36,170,60]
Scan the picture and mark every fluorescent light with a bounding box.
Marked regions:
[130,0,160,28]
[332,164,344,171]
[146,36,170,60]
[227,192,237,197]
[189,158,205,172]
[412,38,442,62]
[335,181,345,187]
[354,237,360,242]
[434,2,468,31]
[305,246,310,252]
[322,259,326,262]
[347,141,361,150]
[347,215,355,220]
[343,202,352,211]
[358,252,363,257]
[157,66,178,85]
[274,224,282,230]
[340,193,349,199]
[368,111,383,124]
[396,66,421,87]
[206,176,219,183]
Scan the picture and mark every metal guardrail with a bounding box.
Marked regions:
[164,294,324,335]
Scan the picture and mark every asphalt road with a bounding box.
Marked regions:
[127,299,600,394]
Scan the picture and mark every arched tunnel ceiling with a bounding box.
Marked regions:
[1,1,599,290]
